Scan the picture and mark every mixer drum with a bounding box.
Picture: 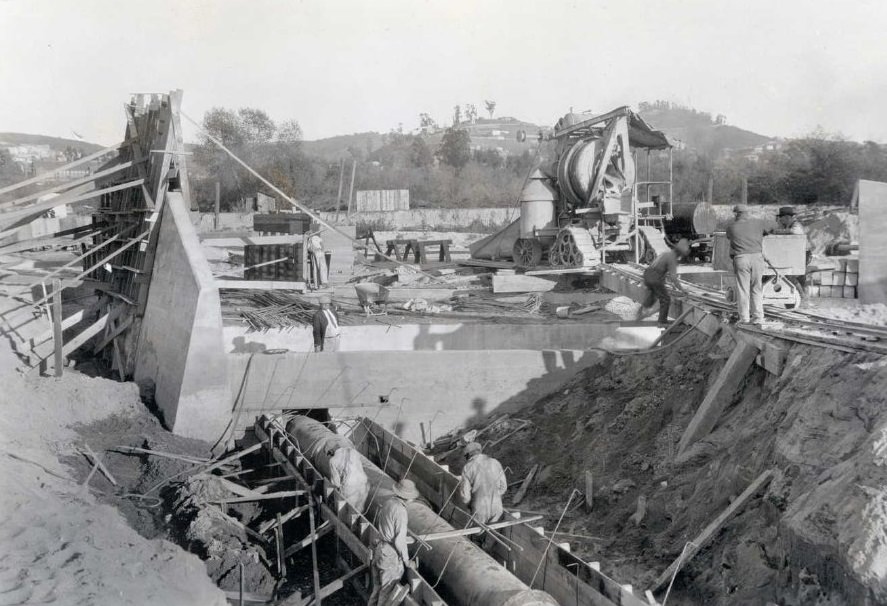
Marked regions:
[557,135,635,209]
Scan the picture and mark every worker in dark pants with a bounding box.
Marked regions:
[311,296,340,352]
[637,239,690,325]
[774,205,812,288]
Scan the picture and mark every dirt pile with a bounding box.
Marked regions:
[0,338,227,605]
[476,330,887,605]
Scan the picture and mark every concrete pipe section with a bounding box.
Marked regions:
[284,415,557,606]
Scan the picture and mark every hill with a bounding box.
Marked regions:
[301,132,385,161]
[0,132,104,154]
[637,102,771,155]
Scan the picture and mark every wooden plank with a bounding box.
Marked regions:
[282,522,333,558]
[651,470,775,592]
[414,515,543,542]
[0,140,128,197]
[209,489,303,504]
[51,279,63,377]
[676,339,760,458]
[0,161,133,210]
[92,316,133,354]
[216,279,307,291]
[492,273,558,293]
[200,235,304,247]
[512,464,538,506]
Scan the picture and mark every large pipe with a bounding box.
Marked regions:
[285,416,557,606]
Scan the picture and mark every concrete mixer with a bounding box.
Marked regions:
[495,106,675,268]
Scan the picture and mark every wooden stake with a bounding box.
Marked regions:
[584,470,593,512]
[276,513,286,577]
[651,469,775,591]
[51,279,63,377]
[511,464,538,506]
[82,443,117,486]
[308,501,322,606]
[335,158,345,223]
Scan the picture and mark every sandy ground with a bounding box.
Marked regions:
[0,279,227,605]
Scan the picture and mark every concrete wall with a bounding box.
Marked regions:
[192,208,513,233]
[228,349,606,443]
[224,322,661,354]
[135,192,230,440]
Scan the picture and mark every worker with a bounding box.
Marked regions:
[726,204,773,325]
[306,229,328,289]
[327,443,369,512]
[355,281,389,316]
[368,479,419,606]
[636,239,690,325]
[311,296,340,352]
[775,205,813,262]
[458,442,507,524]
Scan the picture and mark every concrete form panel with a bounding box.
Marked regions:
[858,180,887,304]
[134,192,230,440]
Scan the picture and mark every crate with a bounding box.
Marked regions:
[244,243,304,281]
[712,233,807,275]
[253,213,312,235]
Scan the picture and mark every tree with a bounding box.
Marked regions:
[409,137,434,168]
[419,113,437,130]
[465,104,478,123]
[437,127,471,173]
[453,105,462,126]
[484,100,496,119]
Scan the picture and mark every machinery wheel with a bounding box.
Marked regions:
[552,227,597,268]
[513,238,543,268]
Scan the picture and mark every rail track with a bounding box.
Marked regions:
[605,263,887,355]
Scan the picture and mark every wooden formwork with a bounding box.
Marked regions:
[350,418,649,606]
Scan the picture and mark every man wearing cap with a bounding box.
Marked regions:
[775,206,812,261]
[312,297,340,352]
[636,239,690,325]
[726,204,773,324]
[458,442,507,524]
[368,479,418,606]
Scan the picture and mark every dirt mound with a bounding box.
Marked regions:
[0,337,227,605]
[478,330,887,605]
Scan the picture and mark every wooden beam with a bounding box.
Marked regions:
[0,229,103,255]
[0,140,128,197]
[492,273,558,293]
[209,489,303,504]
[413,515,543,542]
[216,279,307,291]
[676,339,760,458]
[651,469,775,592]
[51,279,63,377]
[92,316,133,354]
[0,161,133,210]
[259,504,309,535]
[0,179,145,229]
[283,521,333,558]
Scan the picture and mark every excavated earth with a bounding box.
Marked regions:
[455,328,887,605]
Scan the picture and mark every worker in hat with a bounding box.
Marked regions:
[458,442,507,524]
[306,228,328,289]
[774,206,813,269]
[326,442,369,512]
[355,281,390,316]
[312,296,340,352]
[636,238,691,325]
[368,479,419,606]
[726,204,774,325]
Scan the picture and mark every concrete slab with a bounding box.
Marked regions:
[857,180,887,304]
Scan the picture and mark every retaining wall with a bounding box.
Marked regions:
[228,349,608,444]
[224,322,661,354]
[135,192,230,440]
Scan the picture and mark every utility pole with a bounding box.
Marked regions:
[347,159,357,217]
[214,182,220,230]
[335,158,345,222]
[51,279,63,377]
[707,176,714,204]
[741,176,748,205]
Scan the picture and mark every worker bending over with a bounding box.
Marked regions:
[636,239,690,325]
[327,443,369,512]
[369,479,419,606]
[311,296,340,352]
[355,281,389,316]
[458,442,507,524]
[726,204,773,325]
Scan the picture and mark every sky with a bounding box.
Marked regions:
[1,0,886,145]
